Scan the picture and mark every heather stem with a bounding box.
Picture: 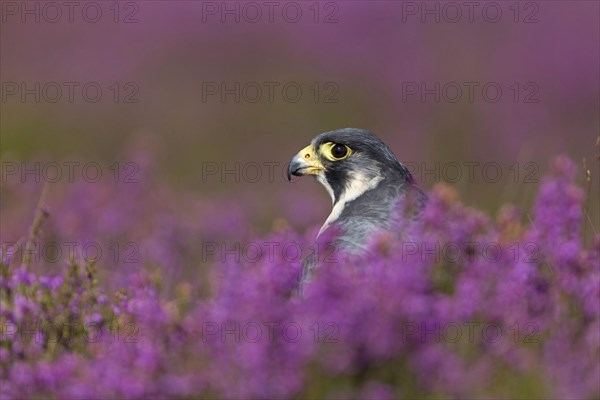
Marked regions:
[583,136,600,242]
[21,183,50,269]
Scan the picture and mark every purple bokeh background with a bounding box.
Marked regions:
[2,2,598,217]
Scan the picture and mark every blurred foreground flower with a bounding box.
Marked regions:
[0,156,598,399]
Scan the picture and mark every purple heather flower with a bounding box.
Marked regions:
[11,266,35,287]
[39,274,63,290]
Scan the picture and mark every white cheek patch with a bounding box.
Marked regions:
[317,172,382,237]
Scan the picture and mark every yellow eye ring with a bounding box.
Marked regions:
[321,142,352,161]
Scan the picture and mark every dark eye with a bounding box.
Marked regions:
[331,144,348,159]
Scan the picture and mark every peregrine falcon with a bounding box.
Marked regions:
[287,128,426,283]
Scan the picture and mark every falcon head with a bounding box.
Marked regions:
[287,128,417,206]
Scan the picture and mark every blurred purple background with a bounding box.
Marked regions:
[2,0,599,226]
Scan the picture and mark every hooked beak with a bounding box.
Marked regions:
[287,145,324,181]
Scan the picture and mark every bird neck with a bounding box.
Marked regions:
[318,173,383,237]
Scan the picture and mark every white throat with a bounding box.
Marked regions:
[317,173,383,237]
